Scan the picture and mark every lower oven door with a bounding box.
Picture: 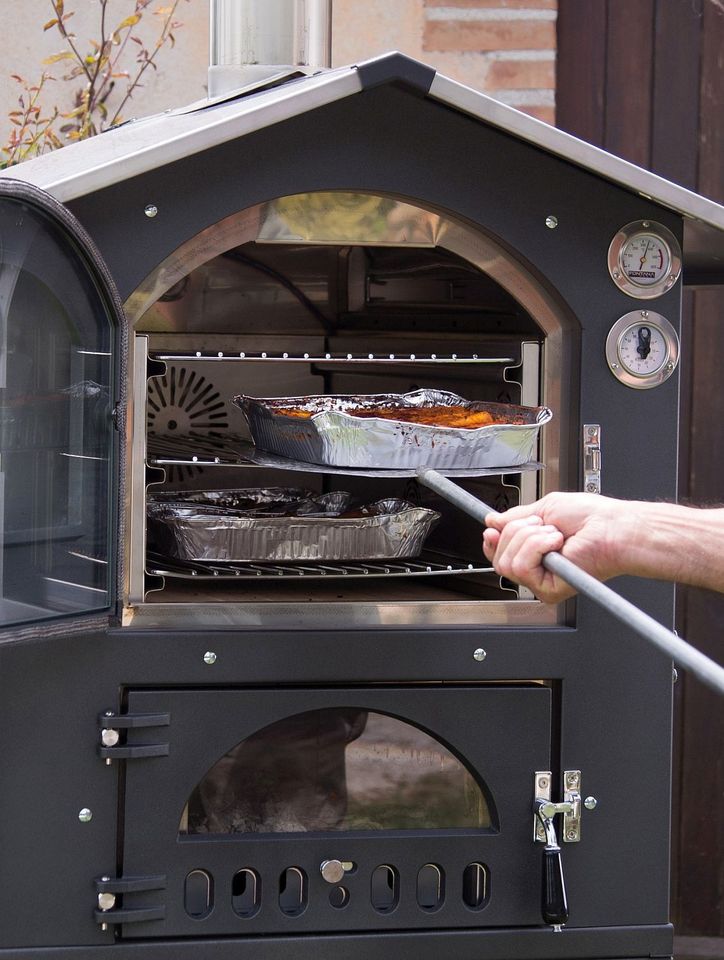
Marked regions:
[118,685,551,938]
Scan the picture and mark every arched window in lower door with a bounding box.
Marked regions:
[180,708,495,835]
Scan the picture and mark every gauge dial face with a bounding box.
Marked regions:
[617,321,668,375]
[608,220,682,299]
[620,234,671,287]
[606,311,679,389]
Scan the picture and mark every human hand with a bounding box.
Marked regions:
[482,493,632,603]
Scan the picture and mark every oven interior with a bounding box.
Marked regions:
[129,197,566,618]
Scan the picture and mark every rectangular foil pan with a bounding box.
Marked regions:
[233,388,552,470]
[147,489,440,562]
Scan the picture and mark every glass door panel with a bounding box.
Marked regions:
[0,194,117,627]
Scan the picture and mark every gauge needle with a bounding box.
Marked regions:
[639,240,652,270]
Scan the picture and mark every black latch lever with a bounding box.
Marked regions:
[535,799,570,931]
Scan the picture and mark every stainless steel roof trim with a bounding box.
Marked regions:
[0,66,362,204]
[429,72,724,257]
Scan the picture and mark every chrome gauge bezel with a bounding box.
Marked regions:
[607,220,682,299]
[606,310,680,389]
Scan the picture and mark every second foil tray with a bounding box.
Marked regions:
[147,489,441,563]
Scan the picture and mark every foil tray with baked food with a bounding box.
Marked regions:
[233,388,552,469]
[147,488,441,563]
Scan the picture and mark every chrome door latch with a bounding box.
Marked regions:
[532,770,592,931]
[583,424,601,494]
[534,770,585,843]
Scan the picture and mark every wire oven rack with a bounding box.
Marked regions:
[146,552,493,581]
[143,349,538,585]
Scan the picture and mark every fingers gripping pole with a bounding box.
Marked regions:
[417,469,724,698]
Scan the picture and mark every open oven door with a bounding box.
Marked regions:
[119,684,551,938]
[0,178,125,634]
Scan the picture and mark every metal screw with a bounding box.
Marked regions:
[104,710,114,717]
[640,310,649,318]
[545,215,558,229]
[203,651,217,665]
[78,808,93,823]
[144,204,158,218]
[672,667,679,683]
[566,772,579,787]
[101,728,120,747]
[473,648,487,662]
[566,829,578,841]
[613,269,620,279]
[586,482,598,493]
[642,220,650,228]
[584,796,598,810]
[538,776,549,789]
[611,361,620,370]
[666,361,675,371]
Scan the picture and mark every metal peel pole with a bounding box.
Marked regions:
[417,468,724,697]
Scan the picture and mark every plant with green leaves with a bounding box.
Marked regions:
[2,0,187,166]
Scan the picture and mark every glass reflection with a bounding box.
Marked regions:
[184,708,490,834]
[0,198,113,627]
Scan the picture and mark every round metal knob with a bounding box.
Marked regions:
[320,859,345,884]
[97,892,116,911]
[101,728,120,747]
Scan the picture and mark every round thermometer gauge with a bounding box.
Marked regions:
[606,311,679,389]
[608,220,682,299]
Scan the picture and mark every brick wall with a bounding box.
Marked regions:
[423,0,556,122]
[333,0,557,124]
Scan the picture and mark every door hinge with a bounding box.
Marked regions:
[97,710,170,764]
[95,874,166,929]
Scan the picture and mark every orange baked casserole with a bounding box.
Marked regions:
[275,404,524,429]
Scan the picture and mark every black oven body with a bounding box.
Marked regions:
[0,61,682,959]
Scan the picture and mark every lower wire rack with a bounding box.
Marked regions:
[146,552,493,581]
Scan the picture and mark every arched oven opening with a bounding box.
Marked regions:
[124,191,575,627]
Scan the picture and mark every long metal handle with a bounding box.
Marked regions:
[417,469,724,697]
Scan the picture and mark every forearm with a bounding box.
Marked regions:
[616,502,724,591]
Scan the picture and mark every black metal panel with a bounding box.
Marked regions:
[120,686,550,937]
[0,622,673,948]
[0,930,674,960]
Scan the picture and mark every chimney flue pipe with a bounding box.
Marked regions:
[209,0,333,98]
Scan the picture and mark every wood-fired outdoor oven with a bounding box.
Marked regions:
[0,24,723,960]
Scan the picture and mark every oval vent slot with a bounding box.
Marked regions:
[371,864,398,913]
[232,868,261,918]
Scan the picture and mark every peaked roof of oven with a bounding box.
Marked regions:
[2,51,723,282]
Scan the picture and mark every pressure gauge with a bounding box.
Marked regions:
[608,220,682,299]
[606,311,679,389]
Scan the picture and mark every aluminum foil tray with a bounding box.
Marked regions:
[147,489,440,562]
[233,388,552,470]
